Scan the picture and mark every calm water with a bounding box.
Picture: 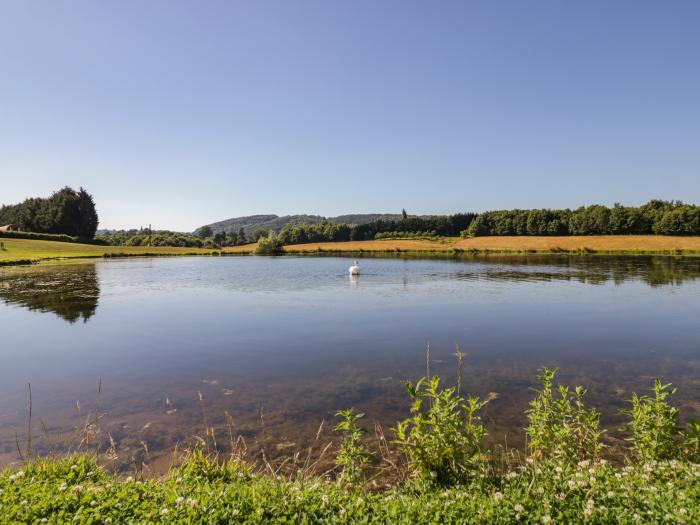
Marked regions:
[1,255,699,470]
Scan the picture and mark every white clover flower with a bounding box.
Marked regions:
[493,491,504,502]
[606,491,614,498]
[322,495,329,506]
[514,504,524,513]
[554,466,563,474]
[542,515,552,524]
[175,496,184,508]
[578,460,590,469]
[187,498,197,508]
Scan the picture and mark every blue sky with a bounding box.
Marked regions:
[1,1,698,231]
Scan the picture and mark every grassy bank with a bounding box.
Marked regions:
[0,238,253,266]
[2,453,699,524]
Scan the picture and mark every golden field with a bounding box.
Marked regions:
[279,235,700,254]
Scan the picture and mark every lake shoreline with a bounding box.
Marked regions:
[2,235,700,267]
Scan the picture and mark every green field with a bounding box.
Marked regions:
[0,237,252,266]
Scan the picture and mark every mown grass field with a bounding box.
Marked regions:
[0,238,253,265]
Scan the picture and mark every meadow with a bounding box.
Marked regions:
[0,237,252,266]
[280,235,700,255]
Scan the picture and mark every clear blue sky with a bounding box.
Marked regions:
[1,1,698,231]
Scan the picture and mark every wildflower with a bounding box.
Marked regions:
[125,476,134,482]
[506,471,518,480]
[554,466,563,474]
[90,500,97,507]
[356,497,364,507]
[8,471,24,481]
[493,491,504,502]
[322,495,329,506]
[514,504,524,513]
[606,491,614,499]
[578,460,590,469]
[175,497,184,508]
[161,508,169,516]
[542,515,552,524]
[187,498,197,508]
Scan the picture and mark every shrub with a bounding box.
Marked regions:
[622,380,681,461]
[525,368,604,462]
[254,232,284,255]
[392,377,486,486]
[334,409,370,484]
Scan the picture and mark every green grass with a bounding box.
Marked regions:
[0,238,227,266]
[2,453,700,523]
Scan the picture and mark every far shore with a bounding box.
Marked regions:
[2,235,700,267]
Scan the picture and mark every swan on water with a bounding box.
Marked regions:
[349,260,360,275]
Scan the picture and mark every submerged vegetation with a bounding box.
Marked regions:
[4,368,700,523]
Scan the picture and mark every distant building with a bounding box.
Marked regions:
[0,224,20,232]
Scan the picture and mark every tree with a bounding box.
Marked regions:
[195,225,213,239]
[402,209,408,220]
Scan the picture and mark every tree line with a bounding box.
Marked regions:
[0,187,99,239]
[277,213,477,244]
[462,200,700,237]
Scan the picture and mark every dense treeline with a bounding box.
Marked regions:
[96,227,252,248]
[462,200,700,237]
[0,187,99,239]
[278,213,477,244]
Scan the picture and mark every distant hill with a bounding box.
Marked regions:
[199,214,403,236]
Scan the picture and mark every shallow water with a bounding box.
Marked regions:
[1,255,699,470]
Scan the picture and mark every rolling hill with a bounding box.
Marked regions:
[198,214,403,236]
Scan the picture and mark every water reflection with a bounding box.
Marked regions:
[1,254,699,472]
[0,263,100,323]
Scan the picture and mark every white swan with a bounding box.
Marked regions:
[348,260,360,275]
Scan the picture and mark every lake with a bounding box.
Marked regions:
[1,255,699,472]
